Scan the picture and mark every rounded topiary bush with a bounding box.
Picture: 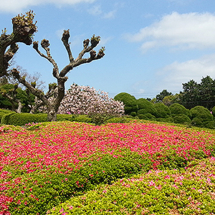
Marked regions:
[190,106,213,121]
[114,93,138,115]
[130,112,136,117]
[172,114,191,124]
[156,117,173,123]
[138,113,156,121]
[136,98,157,116]
[169,103,190,117]
[154,103,171,118]
[190,106,214,128]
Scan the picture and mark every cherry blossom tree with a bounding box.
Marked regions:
[58,83,124,116]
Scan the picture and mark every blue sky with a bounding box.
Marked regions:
[1,0,215,99]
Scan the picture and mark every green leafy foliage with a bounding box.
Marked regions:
[48,157,215,215]
[154,103,171,118]
[114,93,138,115]
[169,103,190,117]
[172,114,191,124]
[136,98,157,117]
[190,106,214,128]
[138,113,156,121]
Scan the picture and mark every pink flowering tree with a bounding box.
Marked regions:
[58,83,124,116]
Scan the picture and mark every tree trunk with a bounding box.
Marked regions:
[47,107,57,122]
[17,101,22,113]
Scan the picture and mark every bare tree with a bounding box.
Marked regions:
[0,11,37,77]
[9,15,105,121]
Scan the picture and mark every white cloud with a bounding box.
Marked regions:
[103,10,116,19]
[99,37,113,46]
[126,12,215,53]
[156,54,215,93]
[0,0,96,13]
[87,5,102,16]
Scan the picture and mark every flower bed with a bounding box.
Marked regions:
[0,121,215,214]
[48,157,215,214]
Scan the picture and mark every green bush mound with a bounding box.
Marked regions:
[154,103,171,118]
[136,98,157,116]
[1,112,48,126]
[48,157,215,215]
[190,106,214,129]
[156,117,173,123]
[106,117,132,123]
[169,103,190,117]
[172,114,191,124]
[114,92,138,115]
[71,115,92,123]
[138,113,156,121]
[0,109,14,121]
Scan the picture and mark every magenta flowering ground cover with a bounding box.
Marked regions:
[0,121,215,214]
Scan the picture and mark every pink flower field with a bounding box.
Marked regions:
[0,121,215,214]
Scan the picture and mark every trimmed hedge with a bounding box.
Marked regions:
[172,114,191,124]
[169,103,190,117]
[190,106,214,129]
[138,113,156,121]
[114,93,138,115]
[154,103,171,118]
[136,98,157,116]
[0,109,14,121]
[106,117,132,123]
[1,113,48,126]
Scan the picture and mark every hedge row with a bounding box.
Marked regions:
[114,93,215,129]
[0,110,133,126]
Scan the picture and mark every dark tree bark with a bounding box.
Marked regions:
[0,11,37,77]
[12,30,105,121]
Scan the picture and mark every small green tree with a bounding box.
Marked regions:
[169,103,190,117]
[114,92,138,115]
[154,103,171,118]
[136,98,157,117]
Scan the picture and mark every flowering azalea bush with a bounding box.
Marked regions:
[48,157,215,214]
[58,84,124,116]
[0,121,215,214]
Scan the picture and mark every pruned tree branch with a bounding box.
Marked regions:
[62,30,74,63]
[0,11,37,77]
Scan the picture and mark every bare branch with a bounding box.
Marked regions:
[11,68,47,104]
[0,10,37,77]
[33,40,59,78]
[61,30,74,63]
[75,35,101,61]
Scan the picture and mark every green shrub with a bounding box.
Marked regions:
[1,112,16,124]
[130,112,136,117]
[169,103,190,117]
[56,114,74,121]
[1,113,47,126]
[136,98,157,116]
[190,106,213,121]
[114,93,138,115]
[190,106,214,129]
[49,157,215,215]
[156,117,173,123]
[106,117,132,123]
[0,109,14,121]
[138,113,156,121]
[71,115,92,123]
[154,103,171,118]
[172,114,191,124]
